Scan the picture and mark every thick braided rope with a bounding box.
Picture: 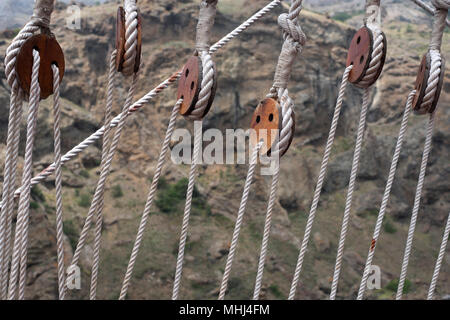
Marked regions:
[357,91,415,300]
[409,0,450,26]
[0,81,23,299]
[427,211,450,300]
[358,30,384,87]
[0,1,280,210]
[7,50,41,300]
[119,99,182,300]
[4,0,55,87]
[121,0,139,76]
[218,140,263,300]
[330,88,370,300]
[186,0,218,121]
[396,112,435,300]
[69,72,138,273]
[253,164,280,300]
[288,65,353,299]
[419,2,447,111]
[89,51,117,300]
[186,52,215,120]
[268,88,295,158]
[51,65,66,300]
[172,121,203,300]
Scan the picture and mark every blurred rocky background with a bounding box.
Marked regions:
[0,0,448,299]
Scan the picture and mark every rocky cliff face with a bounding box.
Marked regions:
[0,0,448,300]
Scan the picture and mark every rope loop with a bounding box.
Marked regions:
[268,88,295,158]
[121,0,140,76]
[4,0,56,88]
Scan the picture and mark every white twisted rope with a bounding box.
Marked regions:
[330,88,370,300]
[218,140,263,300]
[119,99,182,300]
[7,50,41,300]
[69,72,138,279]
[0,0,279,211]
[51,64,66,300]
[427,211,450,300]
[357,90,415,300]
[358,30,384,87]
[253,164,280,300]
[89,51,118,300]
[268,88,296,158]
[396,112,435,300]
[209,0,281,54]
[288,65,353,299]
[172,120,203,300]
[121,0,139,76]
[0,81,23,299]
[186,52,215,120]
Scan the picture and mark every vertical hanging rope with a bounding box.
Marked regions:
[119,99,182,300]
[330,88,370,300]
[396,0,447,300]
[218,141,263,300]
[7,49,41,300]
[288,65,352,299]
[171,0,218,300]
[396,112,435,300]
[89,50,117,300]
[357,91,415,300]
[51,64,66,300]
[253,164,280,300]
[0,82,23,299]
[427,211,450,300]
[70,71,138,294]
[172,121,203,300]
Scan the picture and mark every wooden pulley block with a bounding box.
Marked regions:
[177,55,218,118]
[115,6,142,73]
[15,33,65,100]
[345,26,387,88]
[250,98,294,157]
[412,52,446,115]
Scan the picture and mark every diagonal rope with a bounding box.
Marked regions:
[218,140,263,300]
[288,65,353,299]
[330,88,370,300]
[119,99,182,300]
[427,211,450,300]
[172,120,203,300]
[396,112,435,300]
[69,71,138,282]
[357,90,415,300]
[0,81,23,299]
[0,0,281,210]
[51,64,66,300]
[7,49,41,300]
[253,163,280,300]
[89,50,118,300]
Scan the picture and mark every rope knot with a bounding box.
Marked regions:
[278,13,306,48]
